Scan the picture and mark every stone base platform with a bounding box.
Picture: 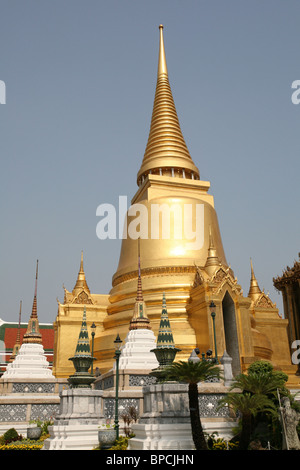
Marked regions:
[43,423,100,450]
[42,388,104,450]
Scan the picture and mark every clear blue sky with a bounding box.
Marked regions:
[0,1,299,324]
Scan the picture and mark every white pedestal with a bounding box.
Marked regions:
[129,382,195,450]
[2,343,54,379]
[43,423,100,450]
[42,388,104,450]
[129,422,194,450]
[116,329,159,370]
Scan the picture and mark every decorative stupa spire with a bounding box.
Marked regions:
[205,225,221,275]
[248,258,262,301]
[137,25,200,185]
[130,239,151,330]
[150,293,181,375]
[9,301,22,362]
[68,306,95,388]
[74,307,91,356]
[156,293,176,348]
[23,260,43,345]
[72,251,90,295]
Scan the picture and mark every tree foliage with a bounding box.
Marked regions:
[219,360,292,450]
[163,360,222,450]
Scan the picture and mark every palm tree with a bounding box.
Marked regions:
[231,371,287,398]
[164,360,222,450]
[218,392,276,450]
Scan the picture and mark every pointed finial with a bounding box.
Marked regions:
[250,257,254,277]
[72,251,90,295]
[23,260,42,344]
[130,238,151,330]
[208,225,216,257]
[137,25,200,185]
[248,258,262,301]
[34,259,39,297]
[32,259,39,318]
[80,250,84,272]
[158,24,168,77]
[205,226,221,274]
[250,258,257,282]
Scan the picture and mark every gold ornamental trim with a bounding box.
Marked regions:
[112,265,197,287]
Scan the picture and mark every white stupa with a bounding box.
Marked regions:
[115,242,159,371]
[3,260,54,379]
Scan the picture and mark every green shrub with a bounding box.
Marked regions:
[29,418,54,435]
[248,361,288,385]
[3,428,22,444]
[248,360,274,375]
[108,436,130,450]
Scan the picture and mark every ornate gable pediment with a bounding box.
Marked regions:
[72,290,94,305]
[192,265,243,297]
[254,292,276,309]
[211,266,228,284]
[210,266,243,296]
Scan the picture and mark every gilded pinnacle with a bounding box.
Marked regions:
[248,258,262,301]
[72,251,90,295]
[158,24,168,77]
[205,226,221,273]
[137,25,200,185]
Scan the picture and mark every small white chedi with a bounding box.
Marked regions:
[3,343,53,379]
[2,260,54,379]
[115,245,159,371]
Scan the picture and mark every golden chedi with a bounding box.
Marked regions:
[93,24,228,371]
[54,26,299,388]
[93,25,296,384]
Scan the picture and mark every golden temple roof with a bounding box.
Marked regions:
[273,254,300,288]
[137,25,200,185]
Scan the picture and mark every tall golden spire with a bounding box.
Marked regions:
[248,258,262,301]
[23,260,43,344]
[137,25,200,185]
[72,251,90,295]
